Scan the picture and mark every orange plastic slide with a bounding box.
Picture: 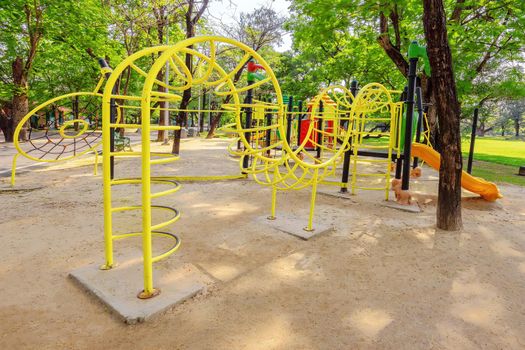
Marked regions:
[411,142,502,201]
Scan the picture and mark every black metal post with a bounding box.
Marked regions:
[412,86,423,169]
[208,94,212,131]
[265,98,272,157]
[401,58,418,191]
[286,96,293,145]
[73,95,79,131]
[395,86,408,180]
[73,95,79,155]
[467,108,479,174]
[340,80,358,192]
[242,80,254,172]
[296,100,303,147]
[200,91,205,132]
[316,100,324,158]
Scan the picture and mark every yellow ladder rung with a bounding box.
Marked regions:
[150,157,179,165]
[111,205,141,213]
[109,123,181,131]
[151,186,181,199]
[150,214,180,231]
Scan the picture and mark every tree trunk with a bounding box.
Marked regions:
[156,69,168,142]
[205,64,247,138]
[206,119,218,139]
[206,95,233,138]
[11,56,29,142]
[0,103,14,142]
[171,3,195,155]
[423,0,463,231]
[172,87,191,155]
[515,119,520,137]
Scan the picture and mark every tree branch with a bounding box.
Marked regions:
[192,0,209,25]
[388,4,401,50]
[449,0,466,22]
[377,12,408,77]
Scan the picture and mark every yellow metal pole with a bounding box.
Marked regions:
[138,54,158,299]
[305,168,319,232]
[94,152,99,176]
[101,85,114,270]
[268,185,277,220]
[10,154,18,187]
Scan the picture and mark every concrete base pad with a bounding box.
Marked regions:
[317,189,355,201]
[383,200,422,213]
[261,214,333,240]
[69,261,211,324]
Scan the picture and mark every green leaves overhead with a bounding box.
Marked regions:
[285,0,525,106]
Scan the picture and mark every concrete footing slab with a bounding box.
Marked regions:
[317,189,355,201]
[260,214,334,240]
[383,200,422,213]
[69,261,211,324]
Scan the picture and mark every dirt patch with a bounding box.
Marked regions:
[1,138,524,349]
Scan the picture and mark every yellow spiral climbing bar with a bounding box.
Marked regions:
[100,36,285,298]
[101,44,185,299]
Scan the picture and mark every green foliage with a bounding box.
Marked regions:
[0,0,122,103]
[285,0,525,109]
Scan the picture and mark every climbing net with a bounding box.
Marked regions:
[10,71,112,185]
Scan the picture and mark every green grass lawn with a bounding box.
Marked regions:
[462,137,525,167]
[467,159,525,187]
[462,137,525,187]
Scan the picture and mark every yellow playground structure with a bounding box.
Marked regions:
[11,36,501,298]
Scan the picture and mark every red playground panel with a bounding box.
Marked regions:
[299,106,335,149]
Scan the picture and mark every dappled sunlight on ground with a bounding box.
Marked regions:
[1,138,525,349]
[450,271,503,328]
[344,308,393,338]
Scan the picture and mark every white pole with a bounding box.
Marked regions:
[163,27,170,145]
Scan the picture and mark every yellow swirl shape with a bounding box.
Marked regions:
[13,92,103,163]
[59,119,89,139]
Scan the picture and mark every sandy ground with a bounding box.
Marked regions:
[0,138,524,350]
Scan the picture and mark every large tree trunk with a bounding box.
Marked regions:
[423,0,463,231]
[515,119,520,137]
[11,56,29,142]
[0,102,14,142]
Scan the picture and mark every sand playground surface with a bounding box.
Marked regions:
[0,138,524,349]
